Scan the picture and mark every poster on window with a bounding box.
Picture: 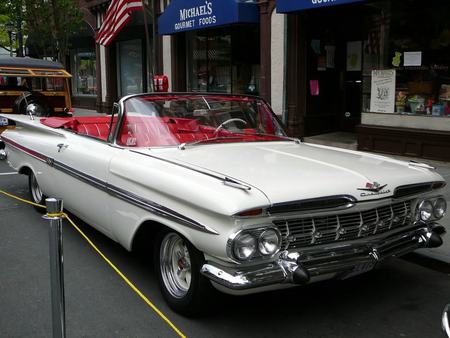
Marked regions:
[370,69,396,113]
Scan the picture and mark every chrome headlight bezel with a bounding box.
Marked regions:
[228,226,282,262]
[416,196,447,222]
[258,228,281,256]
[232,232,257,261]
[417,200,433,222]
[433,198,447,220]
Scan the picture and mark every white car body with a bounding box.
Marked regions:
[0,93,447,313]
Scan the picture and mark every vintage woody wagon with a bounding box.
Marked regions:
[0,56,72,136]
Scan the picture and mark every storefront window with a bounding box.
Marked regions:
[72,50,96,96]
[187,26,260,95]
[363,0,450,117]
[117,39,143,97]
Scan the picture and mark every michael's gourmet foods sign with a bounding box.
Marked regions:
[158,0,259,35]
[175,1,216,31]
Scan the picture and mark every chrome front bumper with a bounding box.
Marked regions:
[201,223,445,291]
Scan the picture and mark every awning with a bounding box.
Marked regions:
[276,0,365,13]
[158,0,259,35]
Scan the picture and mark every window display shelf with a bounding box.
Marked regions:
[362,112,450,132]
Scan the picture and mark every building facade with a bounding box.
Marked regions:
[276,0,450,161]
[76,0,450,161]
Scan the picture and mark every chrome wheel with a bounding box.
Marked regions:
[159,233,192,299]
[30,173,43,203]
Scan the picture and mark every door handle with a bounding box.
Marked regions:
[57,143,68,152]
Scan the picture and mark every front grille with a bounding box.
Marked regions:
[273,200,412,249]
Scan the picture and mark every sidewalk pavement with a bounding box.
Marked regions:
[73,107,99,116]
[305,132,450,264]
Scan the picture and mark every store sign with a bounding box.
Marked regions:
[276,0,366,13]
[158,0,259,35]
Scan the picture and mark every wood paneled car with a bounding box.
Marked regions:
[0,56,72,135]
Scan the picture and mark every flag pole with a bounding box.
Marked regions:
[142,0,154,92]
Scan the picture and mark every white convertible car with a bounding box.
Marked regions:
[0,93,447,315]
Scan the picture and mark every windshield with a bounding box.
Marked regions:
[117,94,287,147]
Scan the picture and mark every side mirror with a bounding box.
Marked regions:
[26,103,39,119]
[443,304,450,338]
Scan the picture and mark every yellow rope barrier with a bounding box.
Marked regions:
[0,189,187,338]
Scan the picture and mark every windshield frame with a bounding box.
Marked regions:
[111,92,291,149]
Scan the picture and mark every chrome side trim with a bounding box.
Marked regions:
[3,137,218,235]
[106,184,219,235]
[409,160,436,170]
[130,149,253,191]
[53,160,108,192]
[223,177,251,191]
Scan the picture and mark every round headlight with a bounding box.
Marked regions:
[258,229,281,256]
[233,233,257,260]
[417,200,433,222]
[433,198,447,219]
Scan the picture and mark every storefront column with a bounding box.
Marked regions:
[259,0,276,103]
[102,45,114,114]
[170,34,187,92]
[154,0,164,75]
[286,13,307,138]
[95,41,102,113]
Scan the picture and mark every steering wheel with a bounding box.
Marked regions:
[214,118,247,135]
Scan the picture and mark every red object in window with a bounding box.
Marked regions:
[153,75,169,92]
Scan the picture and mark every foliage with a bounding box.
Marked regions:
[0,0,83,63]
[0,1,22,54]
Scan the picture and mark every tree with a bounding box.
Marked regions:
[0,1,24,55]
[0,0,83,63]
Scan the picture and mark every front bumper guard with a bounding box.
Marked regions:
[201,224,445,291]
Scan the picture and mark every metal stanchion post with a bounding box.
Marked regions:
[43,198,66,338]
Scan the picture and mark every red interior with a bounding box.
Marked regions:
[41,116,279,146]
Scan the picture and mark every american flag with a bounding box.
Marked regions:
[96,0,143,46]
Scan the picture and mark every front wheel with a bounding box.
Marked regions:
[154,231,214,316]
[28,172,46,212]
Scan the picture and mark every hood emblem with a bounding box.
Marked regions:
[358,181,387,192]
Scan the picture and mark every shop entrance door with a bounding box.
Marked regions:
[303,5,366,136]
[341,59,362,132]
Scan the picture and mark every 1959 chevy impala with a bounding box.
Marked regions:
[0,93,447,315]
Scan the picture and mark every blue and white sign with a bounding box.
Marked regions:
[0,117,8,126]
[158,0,259,35]
[276,0,366,13]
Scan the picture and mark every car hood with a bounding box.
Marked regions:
[144,142,443,204]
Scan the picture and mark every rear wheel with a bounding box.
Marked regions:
[155,230,214,316]
[13,92,52,117]
[28,172,46,212]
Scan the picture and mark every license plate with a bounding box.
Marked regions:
[0,117,8,126]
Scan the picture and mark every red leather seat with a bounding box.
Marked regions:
[73,117,111,140]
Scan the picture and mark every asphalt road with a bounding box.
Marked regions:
[1,160,450,338]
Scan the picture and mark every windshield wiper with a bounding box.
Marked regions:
[178,136,246,150]
[178,133,302,150]
[232,132,302,144]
